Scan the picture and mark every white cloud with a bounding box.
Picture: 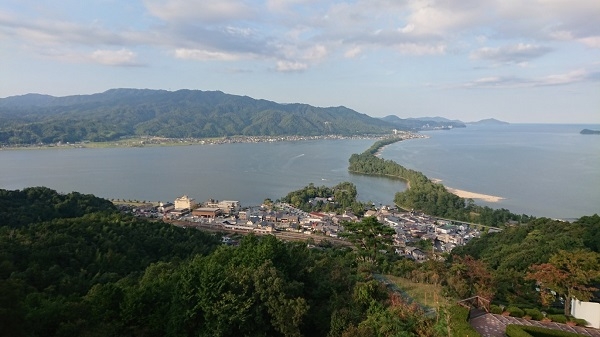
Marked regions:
[398,24,415,34]
[266,0,317,13]
[174,48,243,61]
[90,49,140,66]
[471,43,553,65]
[539,69,589,86]
[405,0,487,37]
[303,44,328,61]
[276,60,308,72]
[143,0,255,23]
[1,0,598,73]
[344,46,362,58]
[395,43,446,55]
[463,68,600,88]
[578,36,600,48]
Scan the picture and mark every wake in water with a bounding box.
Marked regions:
[283,153,305,169]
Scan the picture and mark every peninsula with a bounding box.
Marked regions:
[580,128,600,135]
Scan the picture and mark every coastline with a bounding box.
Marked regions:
[431,179,504,202]
[373,133,428,157]
[0,134,387,151]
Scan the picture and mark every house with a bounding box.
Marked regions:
[384,216,401,227]
[157,202,174,213]
[412,248,427,261]
[403,247,428,261]
[364,210,377,217]
[192,207,222,218]
[204,199,240,215]
[436,224,456,234]
[277,213,299,223]
[174,195,197,211]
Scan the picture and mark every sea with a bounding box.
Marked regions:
[0,123,598,219]
[381,123,600,219]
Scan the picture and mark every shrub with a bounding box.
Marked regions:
[507,306,525,318]
[505,325,532,337]
[569,317,588,326]
[548,314,568,324]
[447,305,480,337]
[490,304,503,315]
[507,324,588,337]
[524,308,544,321]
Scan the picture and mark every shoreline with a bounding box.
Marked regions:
[431,179,505,202]
[0,134,390,151]
[373,134,429,157]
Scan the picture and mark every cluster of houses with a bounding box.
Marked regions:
[124,195,600,329]
[370,208,486,260]
[141,194,491,262]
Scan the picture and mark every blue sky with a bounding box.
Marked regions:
[1,0,599,123]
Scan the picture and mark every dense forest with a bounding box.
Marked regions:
[0,187,482,337]
[280,182,369,216]
[0,89,395,145]
[348,138,533,227]
[451,215,600,313]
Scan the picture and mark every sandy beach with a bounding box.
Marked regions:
[431,179,505,203]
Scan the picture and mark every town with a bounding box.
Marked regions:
[120,193,495,262]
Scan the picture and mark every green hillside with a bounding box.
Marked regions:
[0,187,461,336]
[0,89,394,144]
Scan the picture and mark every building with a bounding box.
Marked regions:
[204,199,240,214]
[174,195,197,211]
[157,202,175,213]
[572,299,600,329]
[192,207,222,218]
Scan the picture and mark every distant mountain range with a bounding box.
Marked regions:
[0,89,396,144]
[0,88,510,145]
[467,118,509,125]
[380,115,466,130]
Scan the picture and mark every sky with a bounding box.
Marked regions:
[1,0,599,123]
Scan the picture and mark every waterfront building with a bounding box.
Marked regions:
[174,195,197,210]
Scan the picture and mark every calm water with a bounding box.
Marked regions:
[381,124,600,219]
[0,139,407,207]
[1,124,598,219]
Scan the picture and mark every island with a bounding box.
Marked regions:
[580,128,600,135]
[467,118,509,125]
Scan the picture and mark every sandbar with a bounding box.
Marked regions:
[432,179,505,202]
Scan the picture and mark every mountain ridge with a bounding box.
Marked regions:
[381,115,466,130]
[0,88,395,144]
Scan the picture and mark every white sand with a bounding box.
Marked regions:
[431,179,505,202]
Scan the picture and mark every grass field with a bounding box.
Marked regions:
[385,275,450,309]
[384,275,482,337]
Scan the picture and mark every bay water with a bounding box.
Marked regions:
[1,123,598,219]
[381,124,600,219]
[0,139,407,208]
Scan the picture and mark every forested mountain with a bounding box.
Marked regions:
[0,89,394,144]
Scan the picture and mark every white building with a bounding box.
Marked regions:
[174,195,197,211]
[571,299,600,329]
